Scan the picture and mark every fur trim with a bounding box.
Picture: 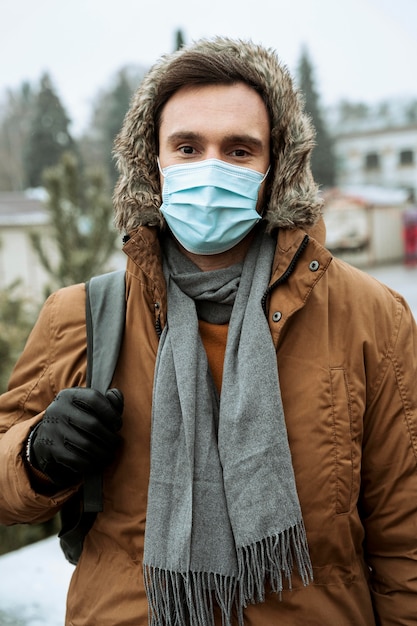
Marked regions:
[113,37,323,234]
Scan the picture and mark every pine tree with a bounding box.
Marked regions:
[80,66,145,189]
[24,73,76,188]
[30,151,118,291]
[174,29,186,51]
[297,48,336,188]
[0,82,36,191]
[0,280,35,393]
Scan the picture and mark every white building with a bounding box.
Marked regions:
[0,191,124,304]
[0,191,52,301]
[331,101,417,201]
[322,100,417,266]
[323,185,409,267]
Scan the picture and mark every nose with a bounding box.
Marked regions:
[205,147,223,161]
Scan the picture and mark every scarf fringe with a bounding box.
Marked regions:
[144,523,313,626]
[144,565,243,626]
[237,522,314,606]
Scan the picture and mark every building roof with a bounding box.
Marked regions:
[323,185,409,208]
[328,98,417,137]
[337,185,409,206]
[0,191,49,227]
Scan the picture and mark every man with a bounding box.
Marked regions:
[0,37,416,625]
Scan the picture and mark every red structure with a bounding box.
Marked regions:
[403,207,417,266]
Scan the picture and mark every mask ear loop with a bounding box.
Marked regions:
[260,165,271,183]
[257,166,271,218]
[156,157,165,177]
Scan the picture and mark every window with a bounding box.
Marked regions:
[364,152,380,170]
[399,149,414,166]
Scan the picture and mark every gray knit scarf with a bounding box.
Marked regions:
[143,229,312,626]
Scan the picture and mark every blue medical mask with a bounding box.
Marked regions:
[159,158,269,255]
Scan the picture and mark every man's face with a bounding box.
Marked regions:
[158,82,271,214]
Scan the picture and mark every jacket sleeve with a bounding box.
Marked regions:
[0,284,87,525]
[360,293,417,624]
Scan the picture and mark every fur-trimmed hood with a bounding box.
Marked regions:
[113,37,323,235]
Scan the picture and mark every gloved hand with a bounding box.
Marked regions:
[28,387,124,488]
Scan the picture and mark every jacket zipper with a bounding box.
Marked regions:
[155,313,162,338]
[154,301,163,338]
[261,234,310,315]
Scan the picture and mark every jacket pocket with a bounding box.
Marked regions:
[330,367,353,514]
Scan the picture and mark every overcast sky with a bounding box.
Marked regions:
[1,0,416,134]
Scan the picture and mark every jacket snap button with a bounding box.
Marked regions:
[272,311,282,322]
[309,260,320,271]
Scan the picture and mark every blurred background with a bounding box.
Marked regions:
[0,0,416,621]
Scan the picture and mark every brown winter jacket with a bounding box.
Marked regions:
[0,222,417,625]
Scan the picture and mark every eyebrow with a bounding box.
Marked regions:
[166,131,202,144]
[166,131,265,150]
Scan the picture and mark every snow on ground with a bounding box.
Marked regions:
[0,262,415,625]
[0,536,74,626]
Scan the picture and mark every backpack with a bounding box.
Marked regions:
[59,270,126,565]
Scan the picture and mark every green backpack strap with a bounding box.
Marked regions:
[83,270,126,513]
[85,270,126,393]
[59,270,126,564]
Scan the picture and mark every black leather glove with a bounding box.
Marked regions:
[28,387,123,488]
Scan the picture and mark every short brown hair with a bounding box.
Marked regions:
[153,49,272,143]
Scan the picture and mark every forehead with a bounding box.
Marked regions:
[158,82,270,138]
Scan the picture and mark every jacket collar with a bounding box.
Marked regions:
[123,226,167,328]
[122,221,332,333]
[270,218,330,284]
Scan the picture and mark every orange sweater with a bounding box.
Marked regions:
[198,320,229,394]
